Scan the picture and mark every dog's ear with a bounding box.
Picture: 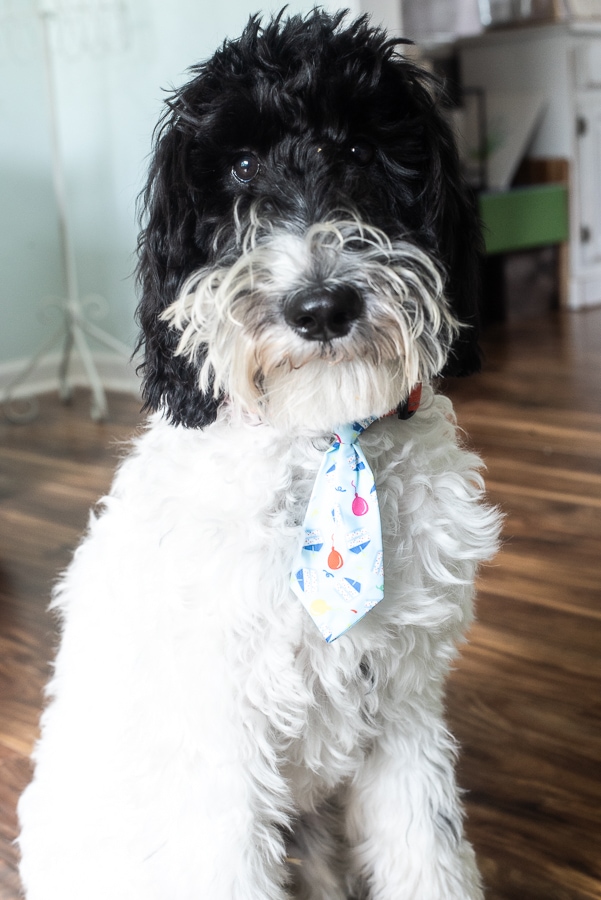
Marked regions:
[135,105,223,428]
[411,72,483,378]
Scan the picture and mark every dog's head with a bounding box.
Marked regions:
[136,10,481,432]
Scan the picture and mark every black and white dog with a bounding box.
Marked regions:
[19,11,500,899]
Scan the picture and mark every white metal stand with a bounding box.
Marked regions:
[1,2,132,423]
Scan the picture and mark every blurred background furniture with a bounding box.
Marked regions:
[459,21,601,311]
[479,169,570,322]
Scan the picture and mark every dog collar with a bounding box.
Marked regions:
[290,383,422,642]
[395,382,422,420]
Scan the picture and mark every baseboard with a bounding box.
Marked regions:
[0,351,141,400]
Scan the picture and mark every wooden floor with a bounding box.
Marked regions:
[1,308,600,899]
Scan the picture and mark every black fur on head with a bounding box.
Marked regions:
[136,8,482,429]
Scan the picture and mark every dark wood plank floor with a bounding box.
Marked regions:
[444,309,601,900]
[1,308,600,899]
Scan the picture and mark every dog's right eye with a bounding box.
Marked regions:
[348,142,375,167]
[232,153,260,184]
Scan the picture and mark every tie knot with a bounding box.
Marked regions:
[330,416,378,449]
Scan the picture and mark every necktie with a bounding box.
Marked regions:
[291,417,384,642]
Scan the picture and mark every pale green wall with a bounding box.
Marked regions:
[1,0,363,366]
[0,13,65,363]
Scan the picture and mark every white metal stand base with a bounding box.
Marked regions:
[1,297,133,424]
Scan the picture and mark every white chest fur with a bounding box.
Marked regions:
[77,389,497,807]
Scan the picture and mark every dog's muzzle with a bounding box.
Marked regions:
[284,285,364,342]
[162,215,458,425]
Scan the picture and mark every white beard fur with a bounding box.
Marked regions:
[18,386,501,900]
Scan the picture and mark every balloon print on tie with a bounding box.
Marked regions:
[351,480,369,516]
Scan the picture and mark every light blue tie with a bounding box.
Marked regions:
[291,417,384,642]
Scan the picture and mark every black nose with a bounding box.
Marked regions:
[284,286,364,342]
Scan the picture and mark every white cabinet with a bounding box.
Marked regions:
[458,23,601,309]
[576,97,601,269]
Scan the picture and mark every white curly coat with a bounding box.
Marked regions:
[19,385,500,900]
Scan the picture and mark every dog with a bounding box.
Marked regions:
[18,10,501,899]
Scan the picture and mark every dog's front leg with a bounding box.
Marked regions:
[345,715,483,900]
[138,727,295,900]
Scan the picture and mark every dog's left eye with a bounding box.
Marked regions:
[348,142,374,167]
[232,153,260,184]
